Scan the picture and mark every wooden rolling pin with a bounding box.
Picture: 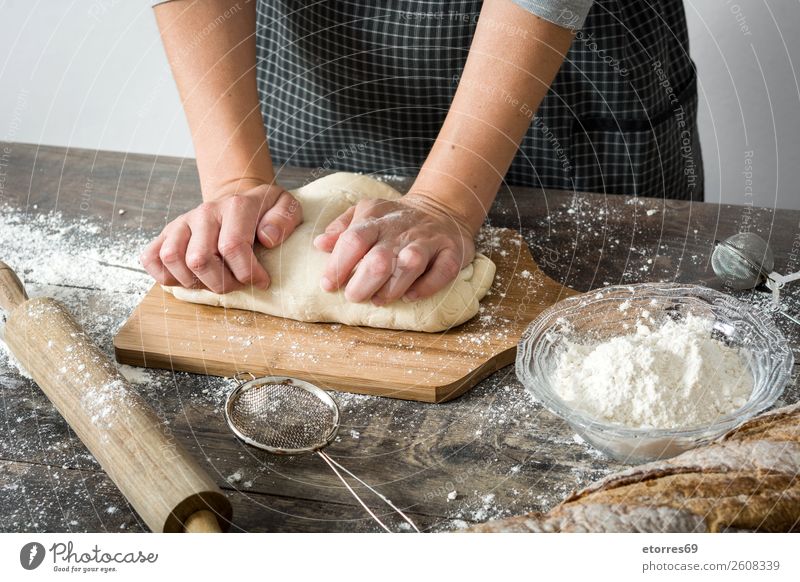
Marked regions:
[0,261,232,533]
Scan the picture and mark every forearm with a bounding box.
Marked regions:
[154,0,274,198]
[411,0,574,235]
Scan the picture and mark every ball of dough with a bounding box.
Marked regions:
[163,172,496,332]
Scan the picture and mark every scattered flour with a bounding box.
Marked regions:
[552,314,753,429]
[226,470,243,484]
[0,336,31,379]
[81,379,130,431]
[117,364,152,385]
[0,205,151,299]
[469,493,498,522]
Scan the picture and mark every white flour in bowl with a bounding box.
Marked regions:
[552,314,753,429]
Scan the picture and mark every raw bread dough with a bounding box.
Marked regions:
[163,172,496,332]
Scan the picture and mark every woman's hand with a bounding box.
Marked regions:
[139,180,302,293]
[313,193,476,305]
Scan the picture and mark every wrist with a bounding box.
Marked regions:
[197,139,277,201]
[403,188,484,239]
[203,176,281,202]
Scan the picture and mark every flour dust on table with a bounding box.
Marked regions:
[164,172,497,332]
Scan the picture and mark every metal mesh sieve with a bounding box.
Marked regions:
[225,379,339,454]
[224,374,419,532]
[712,232,775,290]
[712,232,800,322]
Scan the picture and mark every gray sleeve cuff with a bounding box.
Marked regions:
[151,0,178,7]
[511,0,594,30]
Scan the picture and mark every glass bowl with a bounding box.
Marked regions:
[516,283,793,464]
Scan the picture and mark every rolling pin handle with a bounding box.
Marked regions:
[0,261,29,313]
[183,509,223,533]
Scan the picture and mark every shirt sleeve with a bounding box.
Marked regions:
[510,0,594,30]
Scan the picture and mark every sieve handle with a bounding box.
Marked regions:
[773,270,800,286]
[766,270,800,307]
[317,451,392,532]
[316,451,420,533]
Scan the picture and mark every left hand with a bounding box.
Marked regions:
[313,194,476,305]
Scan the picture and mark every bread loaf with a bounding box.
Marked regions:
[469,403,800,532]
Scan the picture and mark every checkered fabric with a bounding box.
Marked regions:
[152,1,702,200]
[255,1,702,200]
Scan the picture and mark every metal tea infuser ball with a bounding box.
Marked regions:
[712,232,800,305]
[225,373,420,533]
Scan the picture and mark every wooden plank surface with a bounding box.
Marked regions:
[114,229,577,403]
[1,142,798,532]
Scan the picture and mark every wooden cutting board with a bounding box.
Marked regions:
[114,228,577,402]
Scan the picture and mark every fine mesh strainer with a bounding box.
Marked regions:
[225,373,419,533]
[712,232,800,322]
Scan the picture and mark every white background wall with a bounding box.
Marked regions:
[1,0,798,209]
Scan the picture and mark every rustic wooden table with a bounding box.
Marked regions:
[1,142,798,532]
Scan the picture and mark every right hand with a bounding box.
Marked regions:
[139,180,302,293]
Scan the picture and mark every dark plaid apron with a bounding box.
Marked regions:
[256,1,703,200]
